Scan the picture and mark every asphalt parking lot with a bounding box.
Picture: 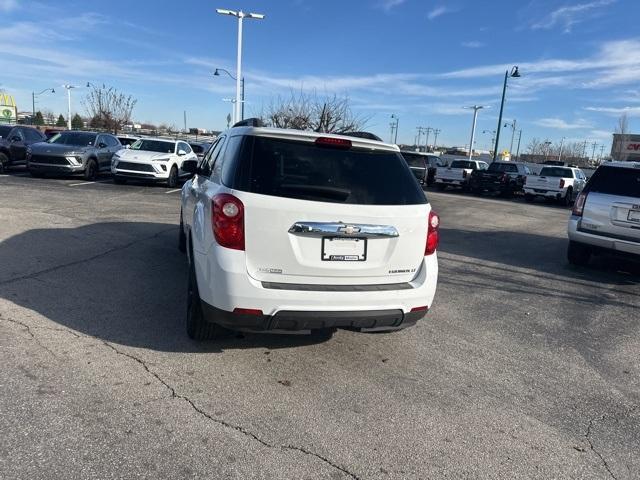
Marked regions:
[0,170,638,479]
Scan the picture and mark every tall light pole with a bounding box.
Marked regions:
[515,129,523,160]
[214,68,245,121]
[492,66,521,162]
[32,88,55,125]
[544,140,552,160]
[558,136,566,162]
[464,105,488,160]
[216,8,264,125]
[63,84,79,130]
[503,119,517,155]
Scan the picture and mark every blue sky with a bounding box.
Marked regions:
[1,0,639,152]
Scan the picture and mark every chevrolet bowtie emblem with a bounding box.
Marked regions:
[339,225,361,235]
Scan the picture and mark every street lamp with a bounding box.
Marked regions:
[464,105,489,160]
[492,66,520,162]
[216,8,264,125]
[62,84,80,130]
[503,119,517,155]
[544,140,552,160]
[214,68,245,121]
[31,88,55,125]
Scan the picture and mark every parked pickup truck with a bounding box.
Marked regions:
[524,166,587,206]
[435,159,488,191]
[469,161,532,197]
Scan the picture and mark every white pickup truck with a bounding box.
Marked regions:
[435,159,488,191]
[524,166,587,206]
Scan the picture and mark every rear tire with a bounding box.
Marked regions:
[567,241,591,266]
[563,188,573,207]
[186,253,221,340]
[0,152,8,173]
[167,166,178,188]
[84,159,98,181]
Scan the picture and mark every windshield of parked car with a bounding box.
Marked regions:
[190,143,210,154]
[450,160,476,169]
[488,163,518,173]
[230,136,427,205]
[587,166,640,198]
[0,126,13,138]
[47,132,97,146]
[130,139,175,153]
[539,167,574,177]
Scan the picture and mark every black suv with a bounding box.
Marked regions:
[0,125,47,173]
[469,161,532,196]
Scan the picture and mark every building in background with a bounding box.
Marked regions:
[0,93,18,124]
[611,133,640,161]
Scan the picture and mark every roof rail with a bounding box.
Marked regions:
[232,118,264,128]
[339,131,383,141]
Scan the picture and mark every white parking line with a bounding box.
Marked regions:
[165,188,182,194]
[68,180,111,187]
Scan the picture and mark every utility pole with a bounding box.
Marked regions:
[432,129,441,151]
[581,140,588,160]
[591,142,598,161]
[599,144,605,161]
[183,110,187,133]
[424,126,434,152]
[390,114,399,144]
[515,129,522,160]
[558,136,566,162]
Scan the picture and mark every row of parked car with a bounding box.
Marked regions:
[0,125,212,188]
[401,150,588,207]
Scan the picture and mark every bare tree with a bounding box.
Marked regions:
[261,90,368,133]
[83,84,137,134]
[526,137,542,155]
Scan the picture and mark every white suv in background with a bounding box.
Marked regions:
[111,137,198,187]
[179,120,440,340]
[568,161,640,265]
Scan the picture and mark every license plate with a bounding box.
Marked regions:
[628,210,640,223]
[322,237,366,261]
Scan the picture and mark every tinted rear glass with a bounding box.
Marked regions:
[540,167,573,177]
[231,136,426,205]
[0,126,13,138]
[47,132,97,146]
[488,163,517,173]
[401,153,426,168]
[588,166,640,198]
[450,160,476,169]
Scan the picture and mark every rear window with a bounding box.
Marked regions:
[450,160,476,169]
[587,166,640,198]
[230,136,426,205]
[539,167,573,177]
[401,153,426,168]
[488,162,517,173]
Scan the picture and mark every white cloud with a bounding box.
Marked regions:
[530,0,616,33]
[589,129,614,140]
[533,118,593,129]
[585,106,640,117]
[380,0,406,11]
[461,41,484,48]
[427,6,452,20]
[0,0,17,12]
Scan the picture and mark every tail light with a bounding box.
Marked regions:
[463,170,468,178]
[559,179,565,188]
[572,192,587,216]
[212,193,245,250]
[425,210,440,256]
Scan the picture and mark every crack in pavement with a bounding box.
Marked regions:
[102,341,361,479]
[585,416,617,479]
[0,313,57,357]
[0,226,176,287]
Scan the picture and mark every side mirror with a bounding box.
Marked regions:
[182,160,198,175]
[178,149,187,156]
[98,142,107,149]
[125,144,131,149]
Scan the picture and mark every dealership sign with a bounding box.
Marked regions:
[0,93,17,124]
[624,142,640,151]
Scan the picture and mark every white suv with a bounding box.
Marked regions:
[111,137,198,187]
[568,161,640,265]
[179,122,439,340]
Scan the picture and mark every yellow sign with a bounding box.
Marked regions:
[0,93,17,124]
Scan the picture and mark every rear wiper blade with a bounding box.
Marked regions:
[279,184,351,201]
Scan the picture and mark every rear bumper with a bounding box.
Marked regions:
[524,187,564,199]
[201,302,425,332]
[568,216,640,256]
[435,178,466,186]
[193,244,438,332]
